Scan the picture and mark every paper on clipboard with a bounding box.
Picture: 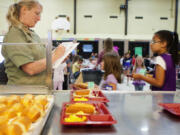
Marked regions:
[53,42,79,69]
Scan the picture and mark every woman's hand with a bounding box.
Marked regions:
[52,45,65,63]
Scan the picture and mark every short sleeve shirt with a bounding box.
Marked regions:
[155,56,166,70]
[2,26,46,85]
[72,62,80,73]
[100,74,118,90]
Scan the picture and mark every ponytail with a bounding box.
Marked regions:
[170,32,179,65]
[7,3,22,29]
[155,30,180,65]
[6,0,42,34]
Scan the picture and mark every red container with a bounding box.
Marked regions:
[61,102,117,126]
[70,90,109,103]
[159,103,180,116]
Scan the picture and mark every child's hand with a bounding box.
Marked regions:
[132,73,143,80]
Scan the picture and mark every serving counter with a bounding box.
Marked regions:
[41,90,180,135]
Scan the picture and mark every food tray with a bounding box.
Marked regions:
[159,103,180,116]
[0,95,54,135]
[70,90,109,103]
[61,102,116,125]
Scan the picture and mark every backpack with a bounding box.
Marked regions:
[0,61,8,84]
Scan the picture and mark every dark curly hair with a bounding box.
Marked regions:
[155,30,180,65]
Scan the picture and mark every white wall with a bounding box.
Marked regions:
[0,0,74,39]
[77,0,125,35]
[128,0,175,35]
[34,0,74,39]
[0,0,14,35]
[0,0,179,39]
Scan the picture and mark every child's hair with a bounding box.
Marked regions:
[134,56,145,71]
[78,56,83,63]
[103,52,122,83]
[103,38,113,53]
[155,30,180,65]
[125,52,130,58]
[72,55,80,64]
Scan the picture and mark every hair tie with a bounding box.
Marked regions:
[14,3,19,8]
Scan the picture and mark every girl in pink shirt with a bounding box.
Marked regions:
[100,52,123,90]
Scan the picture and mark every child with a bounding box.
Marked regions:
[99,52,123,90]
[53,62,67,90]
[132,56,146,91]
[123,52,132,85]
[132,30,180,91]
[72,56,83,79]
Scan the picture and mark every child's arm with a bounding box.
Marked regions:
[108,83,117,90]
[132,65,165,87]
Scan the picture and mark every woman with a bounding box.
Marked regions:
[96,38,119,68]
[2,0,65,85]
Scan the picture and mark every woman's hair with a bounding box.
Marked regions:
[134,56,145,72]
[103,52,123,83]
[155,30,180,65]
[7,0,42,34]
[104,38,114,53]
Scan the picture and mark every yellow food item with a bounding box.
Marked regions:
[75,83,88,89]
[34,95,48,109]
[5,124,23,135]
[25,105,41,122]
[12,116,32,132]
[0,124,7,135]
[21,94,34,108]
[0,94,50,133]
[75,111,85,115]
[64,114,87,122]
[7,95,21,106]
[0,96,8,105]
[74,97,88,101]
[0,115,8,125]
[74,90,90,96]
[0,104,7,115]
[11,103,24,114]
[5,108,17,119]
[66,103,95,114]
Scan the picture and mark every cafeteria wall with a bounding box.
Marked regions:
[0,0,179,39]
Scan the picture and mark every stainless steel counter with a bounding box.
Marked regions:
[41,91,180,135]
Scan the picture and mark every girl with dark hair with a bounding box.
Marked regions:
[132,30,180,91]
[99,52,123,90]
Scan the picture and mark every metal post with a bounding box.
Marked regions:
[74,0,77,34]
[174,0,179,32]
[46,30,53,91]
[125,0,128,35]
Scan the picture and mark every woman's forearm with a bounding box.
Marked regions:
[21,58,46,75]
[21,45,65,75]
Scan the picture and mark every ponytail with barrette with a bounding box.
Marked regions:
[13,3,20,18]
[14,3,18,8]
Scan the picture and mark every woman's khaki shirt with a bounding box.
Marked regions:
[2,26,46,85]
